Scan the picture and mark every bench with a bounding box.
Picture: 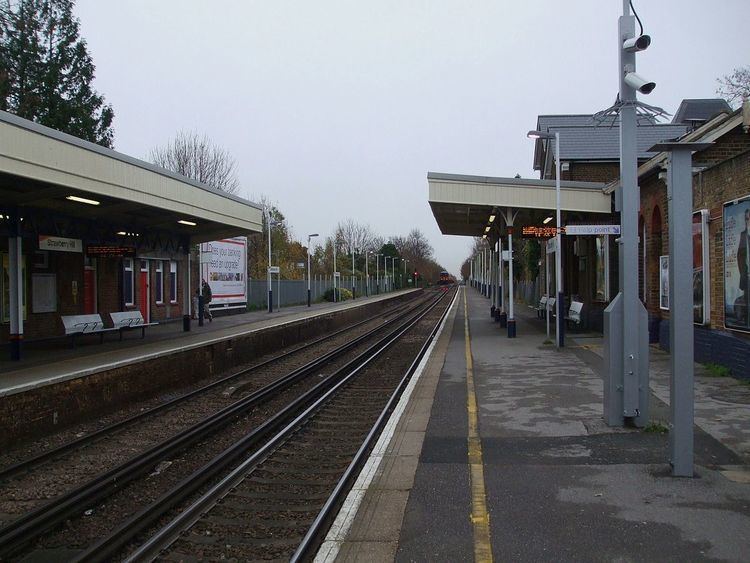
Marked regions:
[565,301,584,329]
[110,311,159,339]
[546,297,556,318]
[61,314,118,346]
[532,295,548,319]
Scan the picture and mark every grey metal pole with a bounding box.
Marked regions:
[499,239,505,313]
[507,225,516,338]
[307,242,312,307]
[8,212,23,360]
[555,131,564,348]
[376,253,380,294]
[351,247,356,299]
[546,239,550,341]
[365,251,369,296]
[668,149,694,477]
[267,210,273,313]
[333,243,337,302]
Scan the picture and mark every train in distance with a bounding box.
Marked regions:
[437,271,456,289]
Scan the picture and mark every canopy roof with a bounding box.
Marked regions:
[0,111,262,244]
[428,172,610,243]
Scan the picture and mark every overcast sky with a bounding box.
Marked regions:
[75,0,748,276]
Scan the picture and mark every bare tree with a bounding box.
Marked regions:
[716,66,750,108]
[334,219,379,255]
[150,131,240,194]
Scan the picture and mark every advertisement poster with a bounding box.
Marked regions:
[693,210,709,325]
[200,237,247,307]
[659,255,669,311]
[724,197,750,332]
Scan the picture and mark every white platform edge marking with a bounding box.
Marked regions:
[314,290,460,563]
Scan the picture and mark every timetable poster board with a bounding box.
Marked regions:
[659,255,669,311]
[200,237,247,306]
[693,210,710,325]
[724,197,750,332]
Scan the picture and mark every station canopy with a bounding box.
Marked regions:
[428,172,611,244]
[0,111,263,243]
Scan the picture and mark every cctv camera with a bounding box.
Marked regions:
[624,71,656,95]
[623,34,651,53]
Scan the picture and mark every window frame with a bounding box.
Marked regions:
[169,260,178,304]
[123,258,134,306]
[155,260,164,305]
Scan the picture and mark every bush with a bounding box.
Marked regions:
[323,287,353,302]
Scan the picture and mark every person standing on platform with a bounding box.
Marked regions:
[738,208,750,326]
[202,279,213,322]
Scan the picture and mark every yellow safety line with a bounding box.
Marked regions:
[464,289,493,562]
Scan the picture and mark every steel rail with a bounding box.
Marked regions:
[292,288,457,561]
[0,299,415,482]
[101,293,447,563]
[0,294,430,559]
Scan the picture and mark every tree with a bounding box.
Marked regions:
[0,0,114,146]
[150,131,241,194]
[716,66,750,108]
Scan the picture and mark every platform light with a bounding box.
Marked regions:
[178,219,197,226]
[489,213,496,223]
[484,226,491,233]
[482,234,487,239]
[116,231,140,237]
[543,216,553,224]
[66,195,100,206]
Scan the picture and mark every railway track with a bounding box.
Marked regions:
[0,289,453,561]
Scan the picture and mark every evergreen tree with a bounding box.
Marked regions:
[0,0,114,147]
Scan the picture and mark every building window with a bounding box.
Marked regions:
[595,235,609,302]
[123,258,134,306]
[155,261,164,304]
[169,260,177,304]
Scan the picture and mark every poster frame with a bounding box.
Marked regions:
[723,195,750,333]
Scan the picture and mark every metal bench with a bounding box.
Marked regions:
[565,301,584,329]
[110,311,159,339]
[533,295,548,319]
[546,297,556,318]
[61,314,118,346]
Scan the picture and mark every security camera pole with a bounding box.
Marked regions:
[604,1,653,427]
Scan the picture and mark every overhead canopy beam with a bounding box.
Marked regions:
[0,111,263,243]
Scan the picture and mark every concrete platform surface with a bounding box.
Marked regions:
[322,287,750,562]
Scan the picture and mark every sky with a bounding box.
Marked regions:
[74,0,748,276]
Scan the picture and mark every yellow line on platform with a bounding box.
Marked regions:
[464,289,493,562]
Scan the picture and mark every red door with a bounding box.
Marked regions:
[83,268,96,314]
[139,260,149,322]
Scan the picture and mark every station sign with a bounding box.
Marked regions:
[565,224,621,236]
[86,245,135,257]
[334,271,341,278]
[268,266,280,274]
[521,226,558,238]
[39,235,82,253]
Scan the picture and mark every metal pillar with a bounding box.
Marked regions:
[545,240,551,340]
[554,131,565,348]
[654,142,711,476]
[184,244,192,331]
[604,5,649,427]
[8,212,23,361]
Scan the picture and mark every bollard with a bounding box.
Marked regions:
[499,311,507,328]
[183,315,191,332]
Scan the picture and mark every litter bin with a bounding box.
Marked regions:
[183,314,191,332]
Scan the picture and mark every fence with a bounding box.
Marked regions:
[242,276,398,311]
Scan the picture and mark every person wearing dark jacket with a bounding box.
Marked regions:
[202,279,213,322]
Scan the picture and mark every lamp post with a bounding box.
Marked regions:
[266,209,276,313]
[392,257,397,291]
[307,233,319,307]
[528,129,564,348]
[333,240,338,303]
[402,258,407,288]
[375,253,382,294]
[351,246,356,299]
[366,251,371,296]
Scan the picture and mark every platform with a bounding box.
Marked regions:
[319,286,750,562]
[0,290,418,445]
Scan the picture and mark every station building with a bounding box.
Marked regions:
[0,111,263,356]
[430,98,750,377]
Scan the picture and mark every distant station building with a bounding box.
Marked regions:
[0,111,263,356]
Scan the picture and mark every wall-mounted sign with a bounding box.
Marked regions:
[522,226,558,238]
[39,235,82,253]
[565,225,621,236]
[201,237,248,306]
[268,266,280,274]
[724,196,750,332]
[693,210,710,325]
[546,239,557,254]
[86,245,136,257]
[660,255,669,311]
